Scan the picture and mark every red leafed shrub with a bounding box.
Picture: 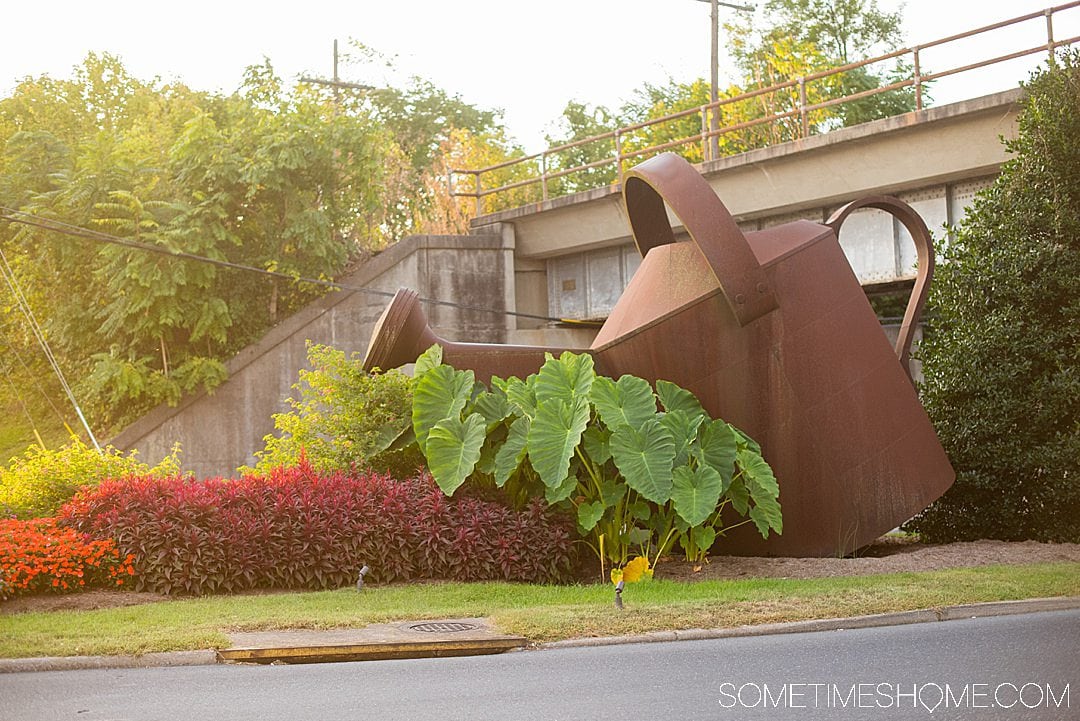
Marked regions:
[59,465,577,595]
[0,518,135,599]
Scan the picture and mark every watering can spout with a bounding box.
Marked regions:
[363,288,587,383]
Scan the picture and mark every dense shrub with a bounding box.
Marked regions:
[906,53,1080,543]
[59,464,577,595]
[244,343,423,478]
[0,438,181,520]
[0,518,135,599]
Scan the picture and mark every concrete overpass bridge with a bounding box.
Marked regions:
[475,90,1018,342]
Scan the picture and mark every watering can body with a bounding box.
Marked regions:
[364,153,954,557]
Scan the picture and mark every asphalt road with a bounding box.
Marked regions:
[3,609,1077,721]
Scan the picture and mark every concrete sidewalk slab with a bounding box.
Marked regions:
[218,618,526,665]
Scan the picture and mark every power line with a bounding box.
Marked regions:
[0,353,47,450]
[0,242,101,451]
[0,207,564,323]
[0,331,72,427]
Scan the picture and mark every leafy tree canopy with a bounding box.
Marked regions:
[0,51,516,434]
[542,0,916,187]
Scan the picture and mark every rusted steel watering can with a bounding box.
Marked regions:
[364,153,954,557]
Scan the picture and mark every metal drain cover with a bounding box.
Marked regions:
[408,621,479,634]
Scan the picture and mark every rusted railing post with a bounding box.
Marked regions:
[798,77,809,138]
[700,106,710,161]
[541,152,549,202]
[614,129,624,178]
[1047,8,1057,66]
[913,47,923,111]
[474,172,482,217]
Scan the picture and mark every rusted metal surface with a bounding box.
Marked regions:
[363,288,583,384]
[365,153,954,557]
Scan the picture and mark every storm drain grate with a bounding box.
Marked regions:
[408,622,479,634]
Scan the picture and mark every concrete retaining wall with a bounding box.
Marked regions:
[110,230,516,479]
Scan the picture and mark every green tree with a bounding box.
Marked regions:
[244,343,420,477]
[906,52,1080,543]
[725,0,917,133]
[1,52,500,432]
[542,101,620,196]
[620,79,712,163]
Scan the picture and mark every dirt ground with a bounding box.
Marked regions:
[3,538,1079,616]
[655,537,1080,582]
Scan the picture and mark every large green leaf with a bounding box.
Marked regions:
[582,426,612,465]
[545,473,578,504]
[610,418,676,504]
[696,419,738,487]
[577,501,606,532]
[660,409,706,467]
[527,396,591,488]
[493,415,531,486]
[693,526,717,555]
[471,385,511,427]
[534,351,595,404]
[737,447,780,500]
[412,364,474,453]
[733,426,763,454]
[670,464,724,527]
[425,413,486,496]
[372,419,412,456]
[590,375,657,430]
[750,503,783,538]
[728,476,750,515]
[655,379,706,418]
[738,447,782,536]
[499,376,538,419]
[598,478,628,508]
[414,344,443,376]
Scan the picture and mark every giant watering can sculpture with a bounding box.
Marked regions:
[364,153,955,557]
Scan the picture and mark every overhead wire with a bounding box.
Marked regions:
[0,314,73,427]
[0,241,102,451]
[0,352,47,449]
[0,207,566,323]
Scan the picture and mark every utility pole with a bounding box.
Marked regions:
[300,39,376,98]
[693,0,754,161]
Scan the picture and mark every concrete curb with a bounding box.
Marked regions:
[0,650,217,673]
[538,596,1080,651]
[2,596,1077,673]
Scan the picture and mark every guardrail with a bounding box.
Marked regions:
[449,2,1079,216]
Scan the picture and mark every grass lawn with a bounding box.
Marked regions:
[1,562,1077,659]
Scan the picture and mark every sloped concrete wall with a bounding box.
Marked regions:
[110,230,516,479]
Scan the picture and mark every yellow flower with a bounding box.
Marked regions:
[621,556,651,583]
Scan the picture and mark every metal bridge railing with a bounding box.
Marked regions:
[449,1,1079,217]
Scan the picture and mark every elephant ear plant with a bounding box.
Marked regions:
[410,345,782,579]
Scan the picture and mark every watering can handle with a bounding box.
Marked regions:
[826,196,936,382]
[622,153,779,327]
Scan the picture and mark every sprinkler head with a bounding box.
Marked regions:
[356,564,370,591]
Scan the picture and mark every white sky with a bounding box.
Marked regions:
[3,1,1078,152]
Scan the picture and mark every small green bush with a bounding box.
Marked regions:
[0,438,181,519]
[244,342,422,477]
